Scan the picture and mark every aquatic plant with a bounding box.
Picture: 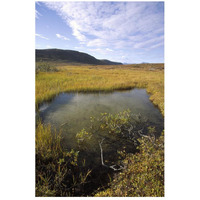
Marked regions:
[35,63,164,196]
[95,131,164,197]
[36,109,164,197]
[76,110,158,172]
[36,121,92,197]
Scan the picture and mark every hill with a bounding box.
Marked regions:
[36,49,122,65]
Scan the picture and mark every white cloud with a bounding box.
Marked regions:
[56,33,69,41]
[44,2,164,50]
[149,42,164,50]
[106,48,113,52]
[87,39,107,47]
[35,33,49,40]
[35,10,42,19]
[134,35,164,49]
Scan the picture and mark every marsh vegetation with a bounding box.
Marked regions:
[36,63,164,115]
[38,89,163,150]
[35,63,164,197]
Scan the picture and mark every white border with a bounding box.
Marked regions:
[1,0,200,199]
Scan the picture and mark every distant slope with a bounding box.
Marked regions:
[100,59,122,65]
[36,49,122,65]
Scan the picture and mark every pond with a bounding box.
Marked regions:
[37,88,164,195]
[38,88,163,162]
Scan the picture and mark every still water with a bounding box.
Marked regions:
[38,89,164,150]
[38,89,164,194]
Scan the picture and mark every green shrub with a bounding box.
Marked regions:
[36,110,164,197]
[36,62,58,73]
[95,132,164,197]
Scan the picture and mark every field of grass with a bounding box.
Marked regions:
[36,63,164,116]
[35,63,164,197]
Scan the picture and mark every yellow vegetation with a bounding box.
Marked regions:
[35,63,164,197]
[36,64,164,115]
[95,132,164,197]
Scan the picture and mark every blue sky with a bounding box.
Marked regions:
[35,1,164,63]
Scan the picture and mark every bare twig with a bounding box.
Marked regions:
[60,122,68,127]
[99,138,125,171]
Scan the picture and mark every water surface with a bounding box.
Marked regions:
[39,89,163,149]
[38,88,164,194]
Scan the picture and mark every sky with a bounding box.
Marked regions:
[35,1,164,63]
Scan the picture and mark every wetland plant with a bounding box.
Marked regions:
[36,110,164,197]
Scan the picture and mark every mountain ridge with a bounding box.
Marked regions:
[36,49,122,65]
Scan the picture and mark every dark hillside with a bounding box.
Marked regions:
[36,49,122,65]
[100,59,122,65]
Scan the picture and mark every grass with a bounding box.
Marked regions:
[35,63,164,197]
[36,63,164,115]
[36,121,92,196]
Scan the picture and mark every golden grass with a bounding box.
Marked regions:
[35,63,164,196]
[36,63,164,115]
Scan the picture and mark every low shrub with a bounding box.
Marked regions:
[95,132,164,197]
[36,110,164,197]
[36,121,91,197]
[36,62,58,73]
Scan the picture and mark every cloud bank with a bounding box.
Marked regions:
[44,2,164,51]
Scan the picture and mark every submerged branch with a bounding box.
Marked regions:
[60,122,68,127]
[99,138,125,171]
[137,128,155,143]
